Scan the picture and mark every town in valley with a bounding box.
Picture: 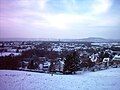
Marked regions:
[0,38,120,74]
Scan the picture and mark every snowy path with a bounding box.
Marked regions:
[0,68,120,90]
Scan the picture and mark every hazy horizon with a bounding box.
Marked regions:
[0,37,120,42]
[0,0,120,39]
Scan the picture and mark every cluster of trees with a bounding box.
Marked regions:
[21,49,60,59]
[0,48,60,70]
[27,60,38,69]
[0,55,21,70]
[0,49,35,70]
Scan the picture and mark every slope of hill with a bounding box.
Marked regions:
[0,68,120,90]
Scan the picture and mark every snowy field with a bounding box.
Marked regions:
[0,52,21,57]
[0,68,120,90]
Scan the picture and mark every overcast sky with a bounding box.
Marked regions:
[0,0,120,39]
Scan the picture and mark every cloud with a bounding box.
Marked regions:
[39,0,48,11]
[30,13,119,30]
[29,0,115,29]
[0,0,120,39]
[91,0,112,15]
[0,0,116,29]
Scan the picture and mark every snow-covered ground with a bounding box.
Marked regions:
[0,68,120,90]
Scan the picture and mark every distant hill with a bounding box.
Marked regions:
[79,37,106,42]
[78,37,118,42]
[0,37,120,42]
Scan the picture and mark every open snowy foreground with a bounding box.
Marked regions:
[0,68,120,90]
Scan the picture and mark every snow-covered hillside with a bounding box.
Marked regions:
[0,68,120,90]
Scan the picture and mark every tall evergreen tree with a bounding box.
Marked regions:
[63,51,80,74]
[28,60,35,69]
